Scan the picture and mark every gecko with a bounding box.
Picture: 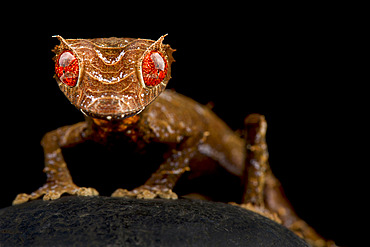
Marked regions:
[13,35,336,247]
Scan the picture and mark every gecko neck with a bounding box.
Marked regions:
[91,115,140,133]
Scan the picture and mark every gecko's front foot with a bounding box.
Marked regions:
[13,182,99,205]
[112,185,178,200]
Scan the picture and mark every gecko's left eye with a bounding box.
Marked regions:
[55,50,79,87]
[141,51,168,87]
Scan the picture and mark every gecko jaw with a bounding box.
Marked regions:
[79,108,144,121]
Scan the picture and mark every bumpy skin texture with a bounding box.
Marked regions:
[13,36,336,247]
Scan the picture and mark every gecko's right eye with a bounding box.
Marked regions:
[55,51,79,87]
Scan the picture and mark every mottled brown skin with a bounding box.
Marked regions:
[13,36,336,247]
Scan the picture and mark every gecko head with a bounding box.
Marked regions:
[52,35,175,120]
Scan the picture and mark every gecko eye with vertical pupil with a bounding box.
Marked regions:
[142,51,168,87]
[55,51,79,87]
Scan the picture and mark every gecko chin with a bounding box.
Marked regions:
[79,108,144,121]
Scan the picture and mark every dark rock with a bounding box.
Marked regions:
[0,196,308,247]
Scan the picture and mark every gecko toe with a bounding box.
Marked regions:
[13,193,31,205]
[77,187,99,196]
[136,189,157,199]
[157,189,178,200]
[111,188,131,197]
[111,188,157,199]
[43,191,62,201]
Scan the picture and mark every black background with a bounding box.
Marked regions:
[0,4,364,246]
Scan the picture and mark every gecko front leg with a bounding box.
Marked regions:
[13,122,98,205]
[112,133,207,199]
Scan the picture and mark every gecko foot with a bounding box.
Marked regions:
[111,186,178,200]
[13,182,99,205]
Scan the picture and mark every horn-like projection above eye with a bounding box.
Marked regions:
[141,51,168,87]
[55,51,79,87]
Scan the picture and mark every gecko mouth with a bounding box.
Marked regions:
[80,108,143,120]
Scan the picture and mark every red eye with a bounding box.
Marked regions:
[55,51,79,87]
[142,51,168,87]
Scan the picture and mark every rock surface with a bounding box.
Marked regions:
[0,196,308,246]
